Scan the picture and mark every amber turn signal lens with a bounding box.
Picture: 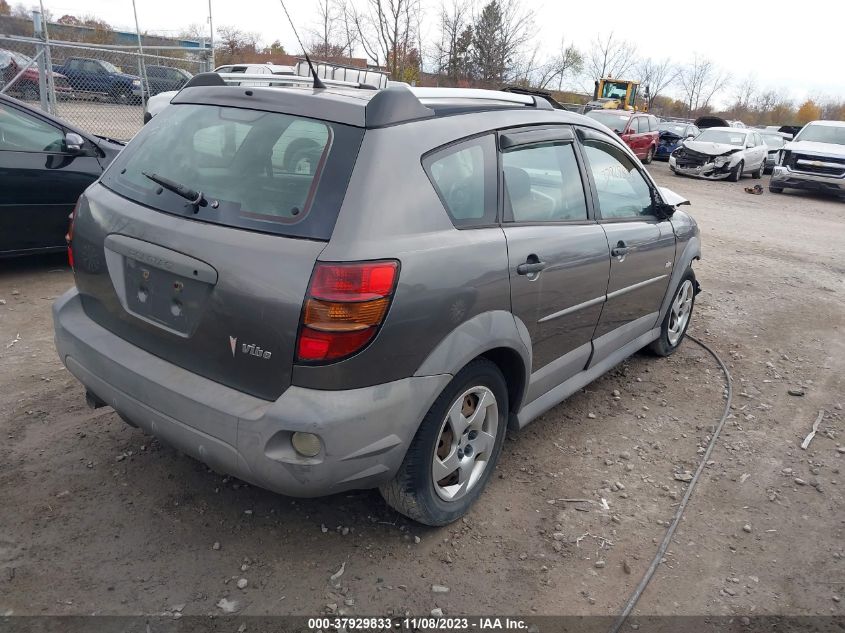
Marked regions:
[303,297,389,332]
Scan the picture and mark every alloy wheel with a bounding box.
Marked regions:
[432,386,498,502]
[667,279,694,346]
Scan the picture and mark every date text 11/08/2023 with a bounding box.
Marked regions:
[306,617,530,631]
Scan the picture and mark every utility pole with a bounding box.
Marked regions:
[131,0,148,112]
[208,0,215,69]
[38,0,56,113]
[31,10,49,113]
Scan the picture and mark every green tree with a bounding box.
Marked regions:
[472,0,506,86]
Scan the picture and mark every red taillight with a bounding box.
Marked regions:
[66,199,80,269]
[296,261,399,363]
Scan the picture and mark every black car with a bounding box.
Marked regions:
[144,65,192,96]
[0,93,123,257]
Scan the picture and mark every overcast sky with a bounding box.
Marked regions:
[41,0,841,105]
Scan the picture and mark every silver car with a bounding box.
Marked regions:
[54,79,700,525]
[669,127,768,181]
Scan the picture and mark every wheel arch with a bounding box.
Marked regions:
[414,309,532,424]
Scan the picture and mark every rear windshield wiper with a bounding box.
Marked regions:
[143,172,207,208]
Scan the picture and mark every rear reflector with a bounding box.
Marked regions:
[297,261,399,362]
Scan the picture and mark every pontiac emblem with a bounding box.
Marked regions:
[229,336,237,357]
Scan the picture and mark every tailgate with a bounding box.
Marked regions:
[72,184,324,401]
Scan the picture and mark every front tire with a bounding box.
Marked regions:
[648,268,696,357]
[380,359,508,526]
[728,160,744,182]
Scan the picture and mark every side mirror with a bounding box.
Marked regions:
[64,132,84,154]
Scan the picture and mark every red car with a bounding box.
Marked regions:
[0,49,73,101]
[584,110,659,163]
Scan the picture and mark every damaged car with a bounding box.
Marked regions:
[760,131,788,174]
[655,122,699,160]
[770,120,845,196]
[669,127,767,181]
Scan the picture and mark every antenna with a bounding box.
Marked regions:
[278,0,326,89]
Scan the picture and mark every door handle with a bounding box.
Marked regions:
[517,256,547,276]
[611,241,630,258]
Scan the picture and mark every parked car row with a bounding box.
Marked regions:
[1,50,192,104]
[0,49,74,101]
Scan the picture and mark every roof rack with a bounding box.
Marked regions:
[180,74,564,127]
[500,86,565,110]
[407,86,553,110]
[183,71,369,90]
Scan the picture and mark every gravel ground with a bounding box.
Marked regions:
[0,162,842,619]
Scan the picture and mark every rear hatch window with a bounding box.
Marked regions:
[100,103,363,240]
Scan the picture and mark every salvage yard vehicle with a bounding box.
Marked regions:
[144,64,192,96]
[760,130,788,174]
[0,49,74,101]
[669,127,767,181]
[583,77,647,112]
[54,74,700,526]
[52,57,144,103]
[770,120,845,196]
[0,93,123,257]
[656,122,700,161]
[584,109,659,163]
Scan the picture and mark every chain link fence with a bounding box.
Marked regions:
[1,35,211,141]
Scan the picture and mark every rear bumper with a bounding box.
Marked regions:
[53,288,450,497]
[770,166,845,194]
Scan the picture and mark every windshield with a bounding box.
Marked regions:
[600,81,630,100]
[659,123,687,136]
[585,110,631,133]
[760,134,785,148]
[100,103,364,239]
[10,52,33,66]
[795,124,845,145]
[694,130,746,146]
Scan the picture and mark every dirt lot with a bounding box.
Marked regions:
[1,162,843,620]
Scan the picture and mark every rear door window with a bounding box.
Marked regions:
[502,142,587,222]
[100,103,364,240]
[423,135,496,227]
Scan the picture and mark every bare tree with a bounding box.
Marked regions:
[309,0,351,58]
[533,38,583,91]
[729,74,757,118]
[636,57,678,109]
[678,54,730,116]
[215,26,259,65]
[584,32,637,82]
[433,0,473,85]
[352,0,422,78]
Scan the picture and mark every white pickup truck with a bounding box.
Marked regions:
[770,120,845,196]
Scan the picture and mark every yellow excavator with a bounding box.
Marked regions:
[583,78,649,112]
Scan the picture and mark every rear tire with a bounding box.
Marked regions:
[769,186,783,193]
[753,160,764,179]
[728,160,744,182]
[643,146,655,165]
[380,359,508,526]
[648,268,696,357]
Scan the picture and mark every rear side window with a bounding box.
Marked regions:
[423,135,496,228]
[502,143,587,222]
[100,103,363,240]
